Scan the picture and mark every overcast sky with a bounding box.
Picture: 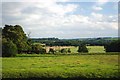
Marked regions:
[1,0,119,39]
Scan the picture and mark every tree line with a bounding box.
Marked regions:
[2,25,120,57]
[31,37,117,46]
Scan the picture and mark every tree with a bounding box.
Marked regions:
[68,48,71,53]
[49,48,55,54]
[60,48,67,53]
[104,40,120,52]
[32,44,46,54]
[2,25,30,53]
[2,38,17,57]
[77,46,82,53]
[77,44,88,53]
[39,48,46,54]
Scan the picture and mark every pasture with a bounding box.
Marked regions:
[2,54,119,78]
[45,46,105,54]
[87,46,105,53]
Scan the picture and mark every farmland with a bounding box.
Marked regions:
[2,54,119,78]
[2,46,119,78]
[87,46,105,53]
[45,46,105,54]
[1,4,120,79]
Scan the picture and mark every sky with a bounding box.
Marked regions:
[0,0,119,39]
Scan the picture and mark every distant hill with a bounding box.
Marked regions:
[30,37,118,46]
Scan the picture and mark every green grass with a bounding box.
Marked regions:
[68,46,105,53]
[87,46,105,53]
[2,54,119,78]
[69,46,78,53]
[46,46,105,54]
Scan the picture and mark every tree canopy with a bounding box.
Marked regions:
[2,25,30,52]
[2,25,31,56]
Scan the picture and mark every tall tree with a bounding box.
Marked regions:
[2,25,30,53]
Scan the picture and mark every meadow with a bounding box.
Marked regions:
[2,46,119,78]
[2,54,119,78]
[45,46,105,54]
[87,46,105,53]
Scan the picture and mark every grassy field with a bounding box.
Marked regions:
[66,46,105,53]
[46,46,105,54]
[87,46,105,53]
[2,54,119,78]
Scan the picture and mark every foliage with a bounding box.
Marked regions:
[60,48,68,53]
[49,48,55,54]
[31,37,117,46]
[104,40,120,52]
[68,48,71,53]
[31,38,84,46]
[32,44,46,54]
[2,38,17,57]
[78,44,88,53]
[2,25,30,52]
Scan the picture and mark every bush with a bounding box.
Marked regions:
[104,40,120,52]
[68,48,71,53]
[2,39,17,57]
[60,48,67,53]
[77,45,88,53]
[49,48,55,54]
[32,44,46,54]
[39,48,46,54]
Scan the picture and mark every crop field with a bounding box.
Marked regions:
[45,46,105,54]
[45,46,78,53]
[2,54,119,78]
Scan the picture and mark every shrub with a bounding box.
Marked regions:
[77,44,88,53]
[39,48,46,54]
[49,48,55,54]
[68,48,71,53]
[32,44,46,54]
[104,40,120,52]
[60,48,67,53]
[2,39,17,57]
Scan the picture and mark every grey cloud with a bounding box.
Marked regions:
[2,2,118,38]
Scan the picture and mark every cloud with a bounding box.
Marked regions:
[2,0,69,2]
[47,4,78,16]
[97,0,109,5]
[91,12,103,21]
[93,6,103,11]
[2,0,119,2]
[2,2,78,25]
[2,2,118,38]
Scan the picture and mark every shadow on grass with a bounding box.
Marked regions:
[7,52,119,58]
